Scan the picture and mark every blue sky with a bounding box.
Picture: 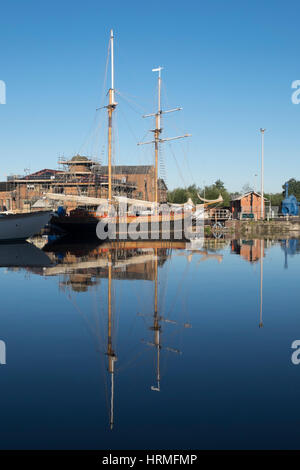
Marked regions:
[0,0,300,192]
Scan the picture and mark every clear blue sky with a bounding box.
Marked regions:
[0,0,300,193]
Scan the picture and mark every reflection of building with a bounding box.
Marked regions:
[42,241,170,291]
[231,239,264,263]
[60,274,99,292]
[230,191,265,220]
[2,156,168,212]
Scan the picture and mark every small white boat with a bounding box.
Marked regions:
[0,210,52,242]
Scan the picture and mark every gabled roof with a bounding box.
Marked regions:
[231,191,267,201]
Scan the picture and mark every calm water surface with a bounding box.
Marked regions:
[0,237,299,449]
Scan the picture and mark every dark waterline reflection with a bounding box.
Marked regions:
[0,237,300,449]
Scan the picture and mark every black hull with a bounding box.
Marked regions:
[51,216,193,242]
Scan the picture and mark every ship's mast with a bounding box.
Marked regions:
[149,248,182,392]
[107,30,117,203]
[138,68,191,210]
[151,248,161,391]
[153,67,162,209]
[107,251,117,429]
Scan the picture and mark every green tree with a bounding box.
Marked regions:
[167,187,189,204]
[264,192,283,207]
[282,178,300,200]
[168,180,231,207]
[199,181,230,207]
[214,179,225,191]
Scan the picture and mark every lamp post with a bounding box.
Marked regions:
[260,129,266,219]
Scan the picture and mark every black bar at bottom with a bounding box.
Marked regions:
[0,449,297,466]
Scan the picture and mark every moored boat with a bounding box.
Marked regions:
[51,208,193,240]
[0,210,52,242]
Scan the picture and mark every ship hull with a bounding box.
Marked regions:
[0,211,52,242]
[51,213,194,241]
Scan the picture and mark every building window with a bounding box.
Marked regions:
[54,187,64,194]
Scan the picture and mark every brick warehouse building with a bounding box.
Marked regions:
[0,155,168,211]
[230,191,266,220]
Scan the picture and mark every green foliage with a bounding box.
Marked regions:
[167,180,231,207]
[167,187,189,204]
[264,192,283,207]
[167,184,201,205]
[199,180,231,207]
[214,179,225,191]
[264,178,300,208]
[167,177,300,210]
[282,178,300,200]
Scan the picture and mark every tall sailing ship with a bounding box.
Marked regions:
[49,30,220,240]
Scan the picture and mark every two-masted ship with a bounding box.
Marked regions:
[48,30,198,241]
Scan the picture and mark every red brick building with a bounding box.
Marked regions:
[230,191,266,220]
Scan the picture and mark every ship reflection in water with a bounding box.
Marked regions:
[1,237,300,449]
[42,239,211,430]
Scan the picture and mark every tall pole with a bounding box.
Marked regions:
[152,67,163,211]
[260,128,266,219]
[138,67,190,208]
[108,30,117,204]
[110,29,115,105]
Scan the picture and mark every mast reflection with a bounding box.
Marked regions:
[259,239,263,328]
[40,238,223,429]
